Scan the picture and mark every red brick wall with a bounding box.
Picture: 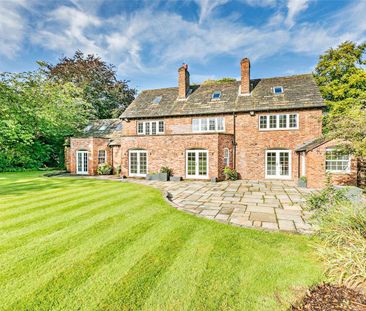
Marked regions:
[69,137,111,175]
[235,109,323,181]
[306,140,357,188]
[115,133,233,180]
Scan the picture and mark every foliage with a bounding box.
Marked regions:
[40,50,136,119]
[97,163,112,175]
[306,175,347,211]
[299,176,307,183]
[310,201,366,291]
[223,166,239,180]
[0,71,92,171]
[314,41,366,156]
[115,164,121,176]
[0,171,323,310]
[160,166,173,176]
[202,77,236,85]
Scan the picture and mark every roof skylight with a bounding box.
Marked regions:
[99,125,107,131]
[84,125,92,132]
[152,96,162,104]
[273,86,284,94]
[212,91,221,100]
[115,124,122,131]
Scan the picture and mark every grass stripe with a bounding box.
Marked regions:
[97,221,198,310]
[0,186,127,232]
[0,203,169,307]
[9,214,168,310]
[143,223,216,310]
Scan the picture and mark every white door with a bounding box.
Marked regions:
[129,150,148,177]
[265,150,291,179]
[76,151,88,174]
[186,150,208,179]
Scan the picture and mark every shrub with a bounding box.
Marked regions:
[115,164,121,176]
[311,202,366,291]
[160,166,173,176]
[223,167,239,181]
[306,175,347,211]
[97,163,112,175]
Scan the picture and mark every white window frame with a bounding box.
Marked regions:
[224,148,230,167]
[137,120,165,135]
[186,149,209,179]
[192,117,225,133]
[325,148,351,173]
[128,150,148,177]
[98,150,106,165]
[265,150,292,180]
[76,151,88,175]
[259,114,298,131]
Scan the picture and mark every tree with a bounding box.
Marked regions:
[314,41,366,156]
[40,51,136,119]
[0,71,93,171]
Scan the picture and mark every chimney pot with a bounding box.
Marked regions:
[240,58,250,95]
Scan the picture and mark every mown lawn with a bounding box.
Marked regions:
[0,171,323,310]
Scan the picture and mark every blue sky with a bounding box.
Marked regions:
[0,0,365,90]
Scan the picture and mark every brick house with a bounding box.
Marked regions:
[65,58,357,188]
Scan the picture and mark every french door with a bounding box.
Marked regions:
[265,150,291,179]
[129,150,148,177]
[76,151,88,174]
[186,150,208,179]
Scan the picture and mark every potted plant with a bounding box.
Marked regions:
[298,176,307,188]
[223,167,239,181]
[146,167,173,181]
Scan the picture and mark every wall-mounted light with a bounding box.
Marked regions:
[250,111,255,116]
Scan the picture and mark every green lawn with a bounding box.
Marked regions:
[0,171,323,310]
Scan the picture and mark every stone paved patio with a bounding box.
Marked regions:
[126,179,316,234]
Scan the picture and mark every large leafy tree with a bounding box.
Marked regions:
[314,41,366,156]
[0,71,93,171]
[41,51,136,118]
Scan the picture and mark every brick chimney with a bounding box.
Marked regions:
[178,63,190,99]
[240,58,250,95]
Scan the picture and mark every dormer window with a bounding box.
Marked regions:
[99,125,107,131]
[152,96,162,104]
[273,86,284,94]
[212,91,221,100]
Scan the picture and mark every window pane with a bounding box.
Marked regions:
[259,116,267,129]
[279,115,287,128]
[139,152,147,174]
[266,152,277,176]
[269,115,277,129]
[279,152,289,176]
[151,122,157,135]
[158,121,164,133]
[130,153,138,174]
[137,122,144,134]
[209,118,216,131]
[187,152,196,175]
[198,152,207,175]
[98,150,106,164]
[217,118,224,131]
[201,119,208,131]
[192,119,199,132]
[289,114,297,128]
[145,122,150,135]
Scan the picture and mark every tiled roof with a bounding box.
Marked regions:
[295,136,330,152]
[121,74,325,119]
[78,119,122,138]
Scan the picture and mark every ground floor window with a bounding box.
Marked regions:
[129,150,148,177]
[325,148,350,173]
[265,150,291,179]
[98,150,106,164]
[186,150,208,179]
[224,148,230,167]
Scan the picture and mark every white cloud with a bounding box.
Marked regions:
[285,0,309,27]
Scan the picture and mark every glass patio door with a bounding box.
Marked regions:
[76,151,88,174]
[265,150,291,179]
[129,150,148,177]
[186,150,208,179]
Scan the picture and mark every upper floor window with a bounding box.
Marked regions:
[325,148,350,173]
[259,114,298,130]
[137,120,164,135]
[192,117,225,133]
[211,91,221,100]
[98,150,106,164]
[273,86,284,94]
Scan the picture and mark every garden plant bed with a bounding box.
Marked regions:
[292,284,366,311]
